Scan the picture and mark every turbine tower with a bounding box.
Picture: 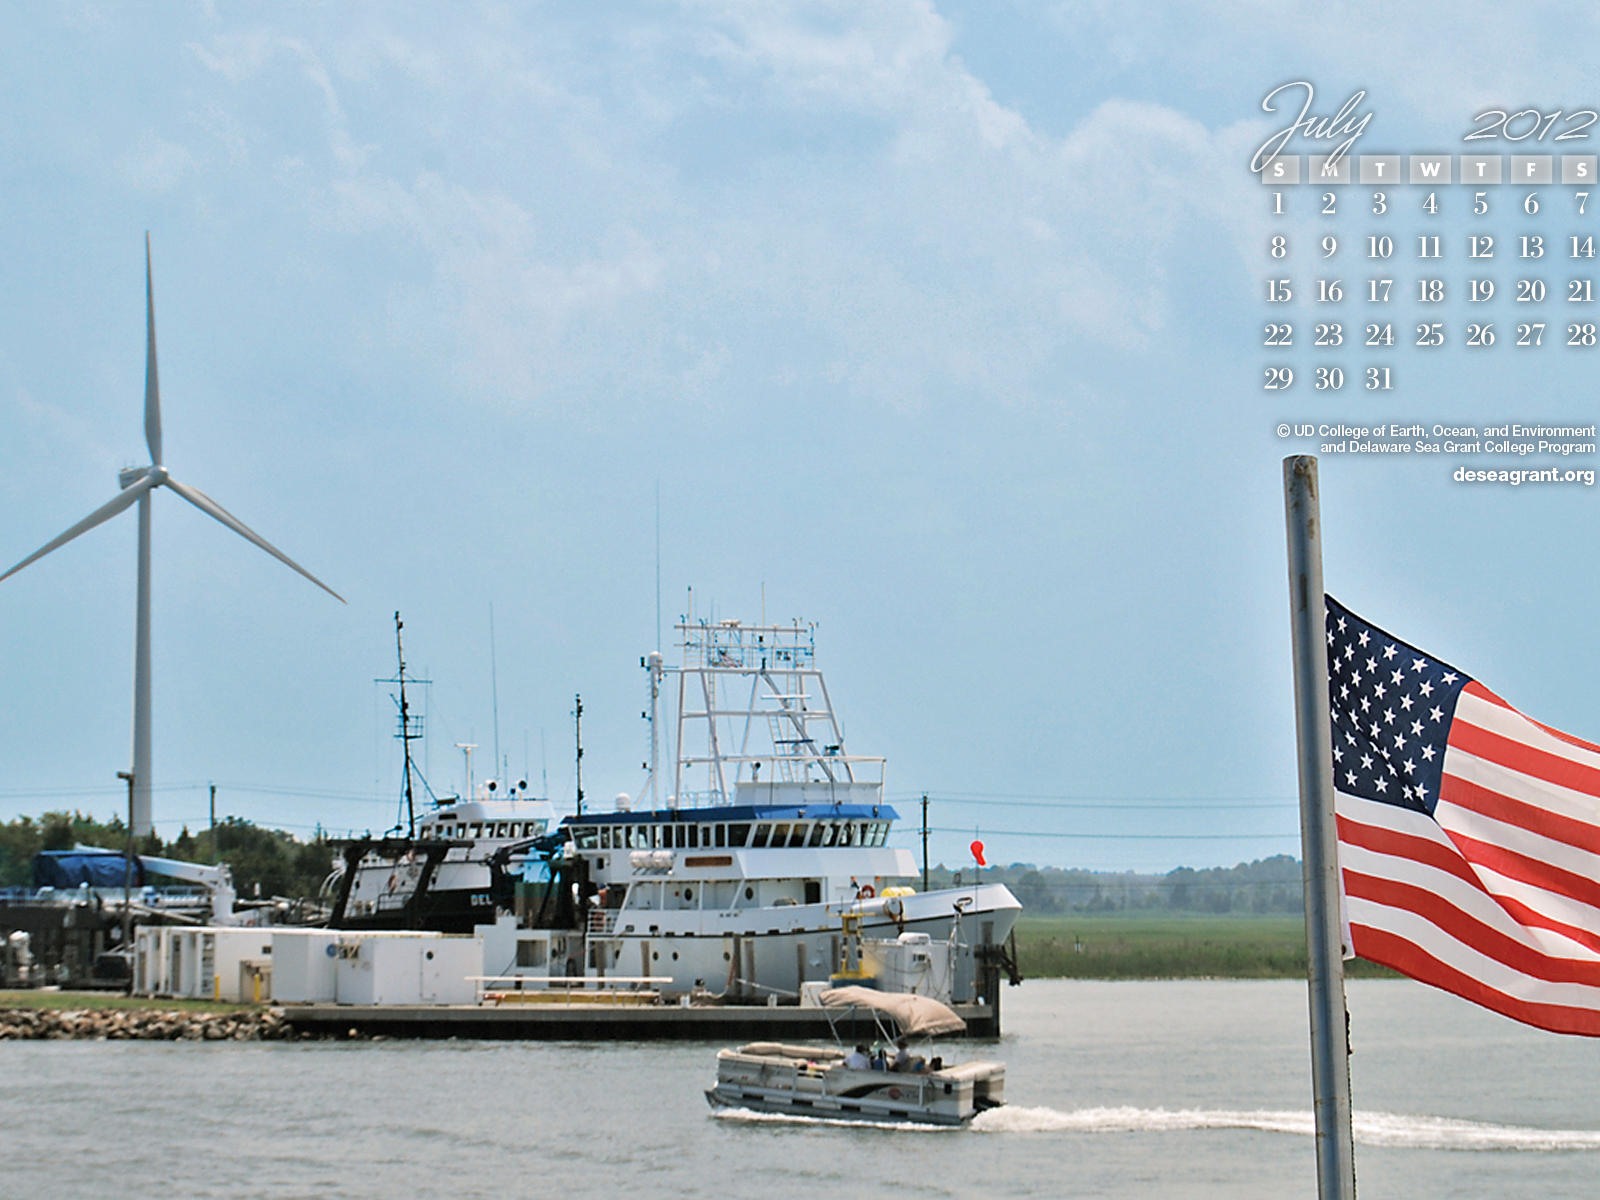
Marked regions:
[0,236,344,836]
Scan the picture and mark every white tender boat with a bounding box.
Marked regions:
[706,985,1006,1125]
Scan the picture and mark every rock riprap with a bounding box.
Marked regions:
[0,1007,299,1040]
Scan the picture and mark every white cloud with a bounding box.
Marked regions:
[187,29,279,84]
[118,130,196,193]
[169,5,1269,411]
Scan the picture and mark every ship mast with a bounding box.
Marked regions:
[394,612,420,835]
[573,693,585,817]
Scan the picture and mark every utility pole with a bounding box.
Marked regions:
[921,794,930,891]
[208,781,216,838]
[117,770,135,992]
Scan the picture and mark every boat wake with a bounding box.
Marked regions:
[711,1107,954,1133]
[972,1106,1600,1151]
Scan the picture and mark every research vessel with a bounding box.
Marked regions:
[504,618,1021,1005]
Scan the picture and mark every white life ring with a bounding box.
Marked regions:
[858,884,875,899]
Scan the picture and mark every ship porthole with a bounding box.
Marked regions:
[744,887,754,901]
[683,887,693,901]
[671,951,679,961]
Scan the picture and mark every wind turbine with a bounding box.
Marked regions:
[0,235,345,836]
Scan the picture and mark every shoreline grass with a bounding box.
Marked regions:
[0,989,259,1014]
[1014,913,1397,980]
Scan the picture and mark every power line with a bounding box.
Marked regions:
[892,791,1295,811]
[922,826,1298,842]
[0,781,393,804]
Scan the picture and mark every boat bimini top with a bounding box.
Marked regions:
[817,985,966,1038]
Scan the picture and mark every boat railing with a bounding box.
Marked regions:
[470,974,673,1007]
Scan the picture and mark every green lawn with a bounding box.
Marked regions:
[1014,913,1396,980]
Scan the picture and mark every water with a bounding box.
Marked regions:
[6,980,1600,1199]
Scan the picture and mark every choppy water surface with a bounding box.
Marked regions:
[6,979,1600,1199]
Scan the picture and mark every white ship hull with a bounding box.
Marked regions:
[580,883,1020,999]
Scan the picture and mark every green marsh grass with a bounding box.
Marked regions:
[1014,913,1397,979]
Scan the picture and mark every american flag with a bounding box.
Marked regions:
[1327,596,1600,1035]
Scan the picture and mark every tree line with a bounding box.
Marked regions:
[0,811,334,900]
[1,810,1305,915]
[927,855,1305,915]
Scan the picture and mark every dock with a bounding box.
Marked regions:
[278,997,1000,1040]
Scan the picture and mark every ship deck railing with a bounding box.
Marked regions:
[470,974,675,1007]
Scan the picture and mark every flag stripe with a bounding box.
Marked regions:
[1337,800,1600,962]
[1344,891,1600,1006]
[1445,859,1600,958]
[1335,802,1476,890]
[1433,794,1600,913]
[1340,792,1600,985]
[1350,925,1600,1036]
[1466,682,1600,757]
[1449,709,1600,803]
[1344,862,1600,981]
[1443,751,1600,852]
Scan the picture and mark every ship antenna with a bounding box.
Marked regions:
[489,603,503,788]
[574,693,585,816]
[396,611,418,836]
[655,479,662,655]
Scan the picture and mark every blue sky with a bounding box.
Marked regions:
[3,2,1596,873]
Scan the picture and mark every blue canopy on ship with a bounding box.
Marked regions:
[32,850,144,889]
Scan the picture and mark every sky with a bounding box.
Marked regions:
[3,2,1598,874]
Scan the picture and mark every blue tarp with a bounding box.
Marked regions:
[32,850,144,889]
[519,859,552,883]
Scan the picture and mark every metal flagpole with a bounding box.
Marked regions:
[1283,455,1357,1199]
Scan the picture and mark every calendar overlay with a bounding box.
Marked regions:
[1255,91,1600,483]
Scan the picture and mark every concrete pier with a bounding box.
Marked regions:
[279,997,1000,1041]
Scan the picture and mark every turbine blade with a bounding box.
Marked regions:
[144,233,162,464]
[0,473,156,585]
[163,476,346,604]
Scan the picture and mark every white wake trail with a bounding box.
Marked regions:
[972,1106,1600,1151]
[711,1107,952,1133]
